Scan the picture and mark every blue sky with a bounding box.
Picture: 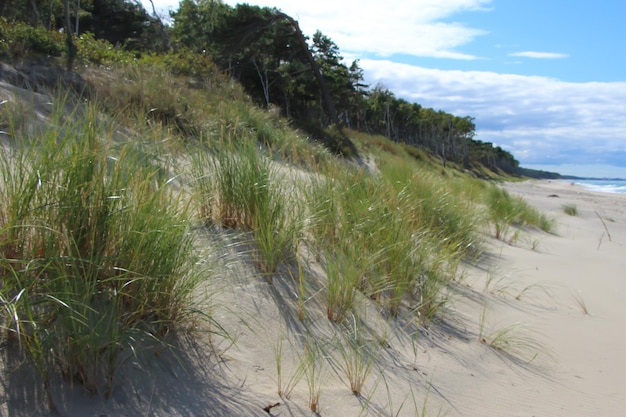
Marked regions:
[144,0,626,178]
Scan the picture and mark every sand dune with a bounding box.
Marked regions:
[2,179,625,416]
[201,180,626,417]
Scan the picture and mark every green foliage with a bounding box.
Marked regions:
[0,20,65,59]
[0,0,65,28]
[155,50,222,78]
[81,0,161,51]
[76,32,135,65]
[170,0,230,53]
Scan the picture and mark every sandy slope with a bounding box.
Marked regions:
[426,180,626,417]
[202,180,626,417]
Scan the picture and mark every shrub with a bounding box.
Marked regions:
[76,32,135,65]
[0,21,65,59]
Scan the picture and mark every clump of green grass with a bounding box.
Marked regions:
[192,141,302,276]
[0,95,34,135]
[0,102,198,406]
[336,319,378,396]
[483,323,551,363]
[306,157,472,324]
[322,248,364,323]
[274,330,306,399]
[562,204,579,216]
[486,186,554,239]
[299,338,326,414]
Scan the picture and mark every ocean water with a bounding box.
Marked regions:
[572,179,626,194]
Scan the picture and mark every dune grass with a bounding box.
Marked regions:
[274,330,306,399]
[191,141,303,277]
[306,154,481,324]
[562,204,579,216]
[336,318,378,396]
[299,337,326,413]
[322,248,364,323]
[485,186,554,240]
[484,322,552,364]
[0,96,31,134]
[0,99,199,405]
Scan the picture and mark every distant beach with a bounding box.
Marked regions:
[569,178,626,194]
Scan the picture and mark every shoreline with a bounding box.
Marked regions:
[492,179,626,415]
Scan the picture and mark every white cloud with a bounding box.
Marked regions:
[221,0,493,59]
[509,51,569,59]
[146,0,493,58]
[360,59,626,167]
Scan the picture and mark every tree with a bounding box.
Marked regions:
[80,0,154,48]
[170,0,227,53]
[147,0,171,51]
[274,15,338,125]
[64,0,76,70]
[0,0,58,26]
[172,4,340,126]
[312,31,359,126]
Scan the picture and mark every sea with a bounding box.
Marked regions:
[570,179,626,194]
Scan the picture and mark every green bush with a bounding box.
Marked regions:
[0,21,65,59]
[76,32,135,65]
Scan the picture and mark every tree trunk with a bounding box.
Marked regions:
[274,11,339,126]
[148,0,171,51]
[252,57,271,107]
[75,0,80,34]
[64,0,76,71]
[30,0,42,26]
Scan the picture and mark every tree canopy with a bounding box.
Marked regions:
[167,0,518,171]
